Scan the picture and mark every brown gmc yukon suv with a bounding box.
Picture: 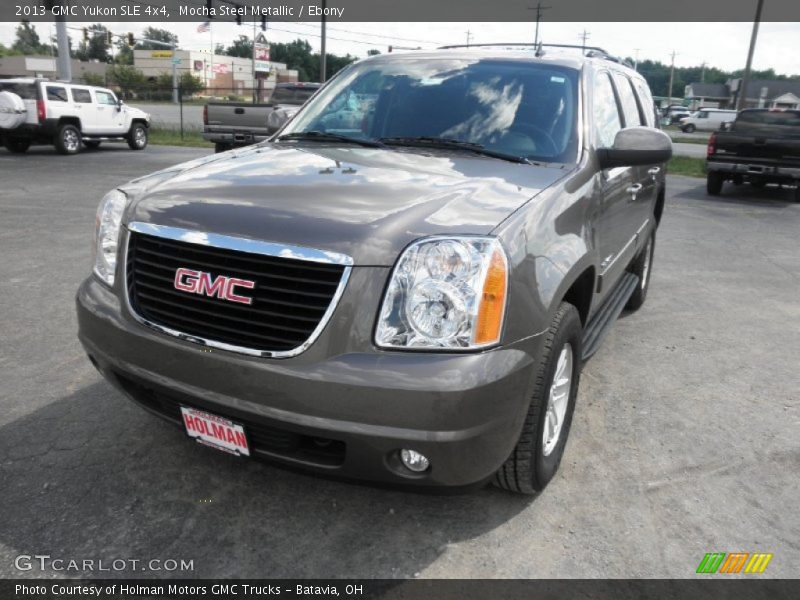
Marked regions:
[77,45,671,493]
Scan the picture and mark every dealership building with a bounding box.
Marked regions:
[133,49,298,98]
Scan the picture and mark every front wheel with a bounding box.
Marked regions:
[5,138,30,153]
[55,124,81,155]
[127,123,148,150]
[626,229,655,311]
[494,303,583,494]
[682,124,696,133]
[707,171,724,196]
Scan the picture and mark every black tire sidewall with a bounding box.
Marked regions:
[6,138,30,153]
[532,307,583,489]
[707,172,723,195]
[626,228,655,311]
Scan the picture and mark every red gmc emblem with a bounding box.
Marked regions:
[174,268,255,305]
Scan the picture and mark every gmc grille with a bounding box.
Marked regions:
[126,231,347,355]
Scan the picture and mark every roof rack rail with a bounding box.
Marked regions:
[436,42,634,68]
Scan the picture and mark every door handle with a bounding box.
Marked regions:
[627,183,643,201]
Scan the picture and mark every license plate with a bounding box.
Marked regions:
[180,406,250,457]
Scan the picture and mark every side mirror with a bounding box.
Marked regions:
[116,99,123,111]
[597,127,673,169]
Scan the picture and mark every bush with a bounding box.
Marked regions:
[81,72,106,87]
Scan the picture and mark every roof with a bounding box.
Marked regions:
[741,79,800,100]
[686,82,728,98]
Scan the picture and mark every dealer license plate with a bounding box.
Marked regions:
[180,406,250,457]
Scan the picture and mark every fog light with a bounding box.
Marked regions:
[400,449,430,473]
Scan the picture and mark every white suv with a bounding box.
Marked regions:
[0,78,151,155]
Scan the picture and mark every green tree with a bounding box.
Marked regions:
[135,27,178,50]
[82,72,106,86]
[74,24,111,62]
[222,35,253,58]
[12,20,49,55]
[114,39,133,65]
[108,64,146,98]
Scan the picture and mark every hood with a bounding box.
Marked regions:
[126,143,569,266]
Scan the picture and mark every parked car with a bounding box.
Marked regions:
[679,108,737,133]
[77,46,671,494]
[707,108,800,200]
[0,78,150,155]
[203,82,321,153]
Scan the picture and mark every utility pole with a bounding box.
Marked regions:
[527,3,551,46]
[633,48,641,71]
[700,61,707,83]
[579,30,590,54]
[737,0,764,111]
[320,0,327,82]
[465,30,472,47]
[54,1,72,82]
[667,50,677,105]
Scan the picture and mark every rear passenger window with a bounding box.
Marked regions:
[72,89,92,103]
[593,72,622,148]
[0,82,36,99]
[612,73,643,127]
[46,86,68,102]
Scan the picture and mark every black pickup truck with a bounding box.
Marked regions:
[706,108,800,201]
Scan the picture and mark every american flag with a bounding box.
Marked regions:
[197,21,211,33]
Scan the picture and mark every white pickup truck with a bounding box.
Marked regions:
[0,78,151,155]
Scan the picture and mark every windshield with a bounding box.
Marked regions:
[736,110,800,127]
[282,57,581,163]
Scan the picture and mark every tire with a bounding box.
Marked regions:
[55,124,81,155]
[794,184,800,203]
[215,143,231,153]
[84,140,101,149]
[494,303,583,495]
[682,124,696,133]
[127,123,148,150]
[625,229,655,311]
[5,138,31,153]
[707,171,723,196]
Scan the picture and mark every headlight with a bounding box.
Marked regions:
[376,237,508,350]
[93,189,127,286]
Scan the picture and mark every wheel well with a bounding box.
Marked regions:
[654,187,665,226]
[57,117,81,130]
[562,267,595,327]
[130,118,148,129]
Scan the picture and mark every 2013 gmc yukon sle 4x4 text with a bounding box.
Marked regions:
[76,46,672,494]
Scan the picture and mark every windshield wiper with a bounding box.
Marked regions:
[378,136,532,164]
[276,131,386,148]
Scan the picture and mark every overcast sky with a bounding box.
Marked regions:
[1,21,798,75]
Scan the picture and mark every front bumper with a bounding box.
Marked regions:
[76,277,542,489]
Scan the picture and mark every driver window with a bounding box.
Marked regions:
[95,91,117,106]
[594,73,622,148]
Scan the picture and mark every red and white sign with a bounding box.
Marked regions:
[174,267,255,305]
[211,63,230,75]
[181,406,250,457]
[254,42,271,73]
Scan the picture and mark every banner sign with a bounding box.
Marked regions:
[254,43,271,74]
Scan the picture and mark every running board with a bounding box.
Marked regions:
[581,272,639,361]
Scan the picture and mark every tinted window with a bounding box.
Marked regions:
[270,87,318,105]
[737,110,800,127]
[72,88,92,103]
[285,59,581,162]
[95,91,117,106]
[593,72,622,148]
[46,86,68,102]
[0,82,36,99]
[612,72,643,127]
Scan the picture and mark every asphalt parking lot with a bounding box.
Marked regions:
[0,144,798,579]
